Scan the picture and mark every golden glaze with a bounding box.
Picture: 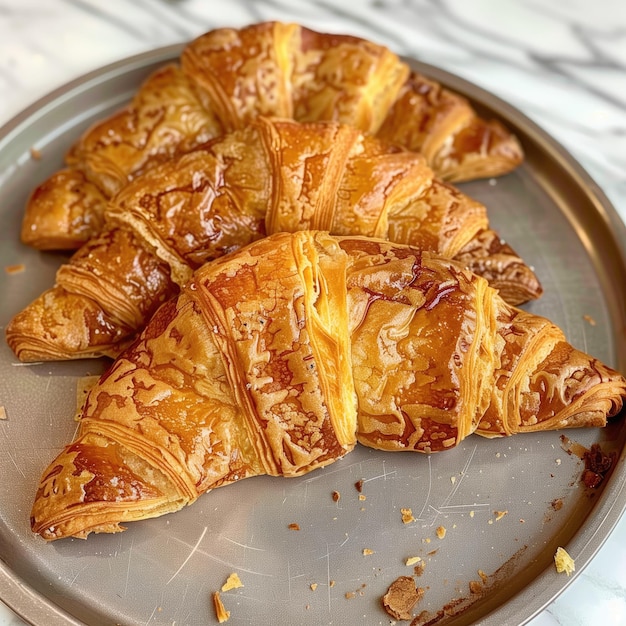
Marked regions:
[21,21,523,250]
[30,232,625,541]
[7,119,539,364]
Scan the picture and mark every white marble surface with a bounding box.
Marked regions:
[0,0,625,624]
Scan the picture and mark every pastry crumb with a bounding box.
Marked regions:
[0,406,7,420]
[469,579,483,594]
[554,547,575,576]
[30,147,42,160]
[582,314,596,326]
[332,490,340,502]
[4,264,25,275]
[354,479,364,492]
[362,548,374,556]
[494,510,508,521]
[212,591,230,623]
[358,494,366,501]
[405,556,421,566]
[288,523,300,531]
[310,583,318,591]
[435,525,446,539]
[401,507,415,524]
[221,573,243,592]
[382,576,424,620]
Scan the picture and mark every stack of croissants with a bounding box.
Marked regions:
[5,22,623,541]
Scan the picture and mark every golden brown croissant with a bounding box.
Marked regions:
[21,21,523,251]
[7,118,540,363]
[30,232,625,541]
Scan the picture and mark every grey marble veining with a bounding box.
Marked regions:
[0,1,625,625]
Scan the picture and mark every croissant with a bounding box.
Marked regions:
[21,20,523,251]
[29,231,626,540]
[7,118,540,363]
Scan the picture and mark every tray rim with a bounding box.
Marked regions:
[0,43,625,626]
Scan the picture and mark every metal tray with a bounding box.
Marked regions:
[0,45,625,626]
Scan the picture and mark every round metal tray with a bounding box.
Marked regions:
[0,45,625,626]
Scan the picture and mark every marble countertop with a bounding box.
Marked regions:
[0,1,625,624]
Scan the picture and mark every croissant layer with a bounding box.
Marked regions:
[30,232,625,540]
[7,119,540,364]
[21,21,523,251]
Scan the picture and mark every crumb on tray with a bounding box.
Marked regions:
[221,572,243,592]
[554,547,575,576]
[212,591,230,623]
[4,264,25,275]
[381,576,424,620]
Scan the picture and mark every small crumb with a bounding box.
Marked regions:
[345,591,356,600]
[478,570,488,583]
[310,583,318,591]
[496,452,501,458]
[401,508,415,524]
[405,556,421,566]
[358,494,366,501]
[4,264,25,275]
[469,580,483,594]
[450,476,456,485]
[332,490,341,502]
[382,576,424,620]
[354,479,364,492]
[362,548,374,556]
[469,510,475,518]
[551,499,563,512]
[423,537,431,544]
[30,147,42,160]
[554,547,575,576]
[212,591,230,623]
[519,519,525,523]
[582,314,596,326]
[435,526,446,539]
[0,406,7,420]
[556,458,562,465]
[329,580,335,587]
[288,523,300,531]
[414,562,425,577]
[221,573,243,592]
[494,510,508,521]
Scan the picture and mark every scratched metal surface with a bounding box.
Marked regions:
[0,47,625,626]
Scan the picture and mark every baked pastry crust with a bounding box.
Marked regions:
[30,232,625,541]
[7,119,539,363]
[21,21,523,251]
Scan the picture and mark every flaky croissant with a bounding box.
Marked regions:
[30,232,625,541]
[21,20,523,251]
[7,118,540,363]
